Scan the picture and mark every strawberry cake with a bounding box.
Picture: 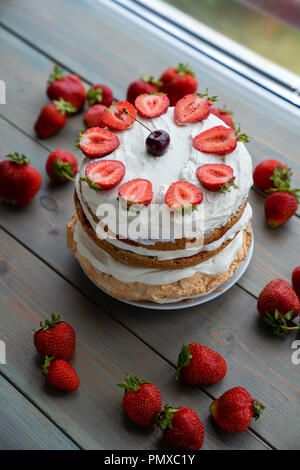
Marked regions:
[67,93,253,303]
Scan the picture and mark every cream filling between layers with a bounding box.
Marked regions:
[74,217,245,286]
[79,108,253,240]
[76,180,252,260]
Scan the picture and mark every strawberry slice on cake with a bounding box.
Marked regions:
[82,160,125,190]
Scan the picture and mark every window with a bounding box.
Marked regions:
[162,0,300,76]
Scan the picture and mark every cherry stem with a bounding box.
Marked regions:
[123,108,154,134]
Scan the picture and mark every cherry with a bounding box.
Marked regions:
[146,130,170,156]
[123,108,170,156]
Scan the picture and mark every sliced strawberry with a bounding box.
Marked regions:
[193,125,248,155]
[135,93,170,118]
[76,127,120,158]
[165,181,203,209]
[102,101,136,130]
[82,160,125,190]
[197,164,235,192]
[210,107,234,128]
[118,179,153,206]
[174,94,212,125]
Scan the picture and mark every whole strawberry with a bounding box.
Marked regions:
[83,104,107,128]
[210,107,234,128]
[46,150,78,183]
[157,405,204,450]
[42,356,80,391]
[47,65,87,112]
[159,63,198,106]
[176,343,227,385]
[257,279,300,335]
[210,387,264,432]
[292,266,300,298]
[34,99,76,138]
[34,313,76,360]
[253,159,289,192]
[117,375,161,427]
[265,191,298,228]
[0,152,41,206]
[126,76,161,105]
[87,83,114,107]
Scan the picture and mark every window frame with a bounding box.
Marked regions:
[111,0,300,108]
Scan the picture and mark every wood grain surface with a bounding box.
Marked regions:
[0,376,79,450]
[0,0,299,450]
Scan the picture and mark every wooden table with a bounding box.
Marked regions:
[0,0,299,450]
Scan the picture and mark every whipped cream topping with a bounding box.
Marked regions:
[74,217,245,286]
[76,182,252,260]
[79,108,253,240]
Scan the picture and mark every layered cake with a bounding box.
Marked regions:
[67,93,253,303]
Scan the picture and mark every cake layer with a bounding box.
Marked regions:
[78,108,253,242]
[75,189,252,268]
[75,183,248,250]
[67,213,252,302]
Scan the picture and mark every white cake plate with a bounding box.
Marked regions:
[82,235,254,310]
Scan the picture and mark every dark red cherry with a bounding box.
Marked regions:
[146,129,170,156]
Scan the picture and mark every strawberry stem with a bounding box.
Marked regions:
[116,374,149,392]
[48,65,65,83]
[34,313,61,332]
[52,158,74,181]
[176,63,195,77]
[176,344,192,380]
[156,404,180,430]
[54,98,77,115]
[7,152,30,165]
[253,401,265,421]
[41,355,55,376]
[87,87,103,106]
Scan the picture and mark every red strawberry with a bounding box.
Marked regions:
[47,66,87,112]
[159,63,198,106]
[76,127,120,159]
[157,405,204,450]
[176,343,227,385]
[42,356,79,391]
[257,279,300,335]
[135,93,170,119]
[197,164,236,193]
[87,83,114,107]
[118,179,153,206]
[210,387,264,432]
[210,107,234,128]
[165,181,203,210]
[193,125,249,155]
[82,160,125,190]
[126,77,161,105]
[34,99,76,138]
[46,150,78,183]
[34,313,76,360]
[102,101,136,130]
[174,92,216,125]
[265,191,298,228]
[117,375,162,427]
[253,159,289,191]
[292,267,300,298]
[0,152,41,206]
[83,104,107,128]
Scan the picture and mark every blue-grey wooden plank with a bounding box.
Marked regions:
[0,375,79,450]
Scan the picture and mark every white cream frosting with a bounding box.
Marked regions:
[78,108,253,240]
[74,217,244,286]
[76,180,252,260]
